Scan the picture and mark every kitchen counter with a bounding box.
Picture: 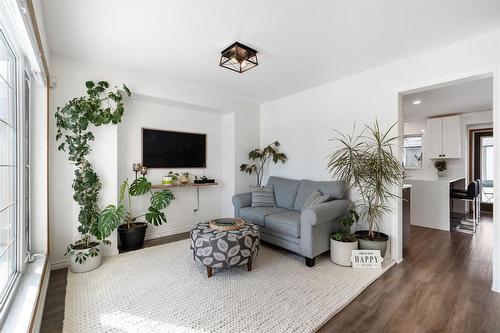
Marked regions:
[404,176,464,183]
[405,178,465,231]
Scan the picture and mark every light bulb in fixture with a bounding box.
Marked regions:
[412,100,422,105]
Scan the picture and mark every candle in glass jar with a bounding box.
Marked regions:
[140,166,148,176]
[132,163,141,172]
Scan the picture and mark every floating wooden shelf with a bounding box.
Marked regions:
[150,182,218,189]
[150,182,218,212]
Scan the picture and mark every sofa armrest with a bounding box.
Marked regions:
[301,199,352,227]
[232,192,252,217]
[299,199,352,258]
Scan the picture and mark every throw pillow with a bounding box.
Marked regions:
[302,190,330,211]
[251,185,277,207]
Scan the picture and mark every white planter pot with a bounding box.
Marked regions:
[69,242,103,273]
[330,238,358,266]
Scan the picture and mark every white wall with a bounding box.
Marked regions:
[48,54,260,268]
[260,30,500,271]
[117,97,225,239]
[404,110,493,180]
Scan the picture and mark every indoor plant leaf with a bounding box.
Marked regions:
[145,207,167,226]
[97,204,126,240]
[150,190,175,210]
[129,177,151,196]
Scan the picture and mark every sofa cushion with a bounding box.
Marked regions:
[293,179,346,211]
[250,185,276,207]
[264,211,301,238]
[301,191,330,211]
[267,176,301,210]
[239,206,288,226]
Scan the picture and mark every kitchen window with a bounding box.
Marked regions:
[403,135,423,169]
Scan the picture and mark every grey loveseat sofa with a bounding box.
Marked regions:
[232,176,351,267]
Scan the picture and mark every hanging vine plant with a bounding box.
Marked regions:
[55,80,131,264]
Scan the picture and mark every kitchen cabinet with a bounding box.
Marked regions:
[426,115,461,159]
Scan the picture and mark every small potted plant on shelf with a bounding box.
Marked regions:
[434,160,447,177]
[328,121,403,257]
[162,171,179,185]
[180,172,190,184]
[98,176,175,251]
[330,209,359,266]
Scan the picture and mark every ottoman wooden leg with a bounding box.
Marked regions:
[207,266,213,278]
[247,258,252,272]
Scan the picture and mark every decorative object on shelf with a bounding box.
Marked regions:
[194,175,215,184]
[219,41,258,73]
[434,160,447,177]
[350,250,384,269]
[168,171,180,183]
[132,163,141,180]
[328,121,403,257]
[180,172,190,184]
[162,175,173,185]
[190,221,260,278]
[330,209,359,266]
[55,80,131,273]
[208,217,245,231]
[240,141,287,186]
[98,176,175,251]
[140,166,148,177]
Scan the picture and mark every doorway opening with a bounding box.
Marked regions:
[468,128,494,213]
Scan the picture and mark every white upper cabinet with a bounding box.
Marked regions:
[426,115,461,159]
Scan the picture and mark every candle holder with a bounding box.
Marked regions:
[140,166,148,177]
[132,163,142,180]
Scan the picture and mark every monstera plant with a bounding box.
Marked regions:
[98,176,175,251]
[56,80,131,272]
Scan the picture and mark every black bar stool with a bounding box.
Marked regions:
[450,180,480,233]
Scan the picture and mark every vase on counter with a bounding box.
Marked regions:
[437,170,447,177]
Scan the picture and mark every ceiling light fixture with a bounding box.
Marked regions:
[412,100,422,105]
[219,42,258,73]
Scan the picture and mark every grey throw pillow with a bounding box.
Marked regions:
[302,190,330,211]
[251,185,277,207]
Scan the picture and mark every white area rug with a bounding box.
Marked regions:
[63,239,394,333]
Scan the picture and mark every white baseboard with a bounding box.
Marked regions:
[50,259,70,271]
[144,226,192,241]
[50,227,192,271]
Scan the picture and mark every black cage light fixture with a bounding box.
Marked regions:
[219,41,258,73]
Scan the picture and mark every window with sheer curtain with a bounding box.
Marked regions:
[0,30,17,304]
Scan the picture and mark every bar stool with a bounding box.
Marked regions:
[450,181,480,233]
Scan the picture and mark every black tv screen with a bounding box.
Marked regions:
[142,129,206,168]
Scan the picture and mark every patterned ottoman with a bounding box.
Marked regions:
[190,221,260,277]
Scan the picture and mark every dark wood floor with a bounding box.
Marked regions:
[41,219,500,333]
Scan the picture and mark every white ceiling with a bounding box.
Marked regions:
[403,77,493,120]
[42,1,500,103]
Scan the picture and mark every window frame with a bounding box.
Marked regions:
[0,26,31,313]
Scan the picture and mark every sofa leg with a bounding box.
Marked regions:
[305,256,316,267]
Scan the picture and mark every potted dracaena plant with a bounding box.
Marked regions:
[328,121,403,257]
[56,80,131,273]
[240,141,288,186]
[330,209,359,266]
[97,176,175,251]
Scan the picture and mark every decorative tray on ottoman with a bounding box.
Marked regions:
[208,217,245,231]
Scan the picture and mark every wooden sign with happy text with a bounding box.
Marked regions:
[350,250,384,269]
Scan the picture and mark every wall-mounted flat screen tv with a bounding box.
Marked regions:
[142,128,206,168]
